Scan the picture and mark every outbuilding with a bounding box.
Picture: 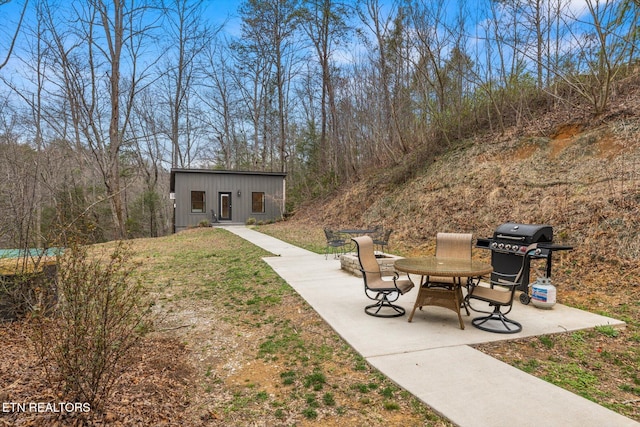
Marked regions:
[170,169,287,232]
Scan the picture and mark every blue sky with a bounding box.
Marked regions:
[203,0,242,26]
[0,0,620,82]
[1,0,595,50]
[0,0,242,42]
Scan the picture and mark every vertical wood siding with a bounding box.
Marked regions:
[172,171,286,231]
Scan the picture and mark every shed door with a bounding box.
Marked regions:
[219,192,232,221]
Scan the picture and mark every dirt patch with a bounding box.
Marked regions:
[225,359,284,395]
[549,123,582,157]
[514,143,539,160]
[597,134,626,159]
[550,137,573,158]
[553,123,582,140]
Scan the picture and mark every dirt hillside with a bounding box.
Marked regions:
[289,76,640,310]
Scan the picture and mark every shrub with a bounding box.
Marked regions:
[0,264,57,320]
[31,241,152,411]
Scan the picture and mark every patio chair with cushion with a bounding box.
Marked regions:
[407,232,473,328]
[416,233,473,298]
[324,228,347,259]
[352,236,414,317]
[467,243,538,333]
[431,232,473,289]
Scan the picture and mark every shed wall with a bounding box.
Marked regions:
[172,171,285,231]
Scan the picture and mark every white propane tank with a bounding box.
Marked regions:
[531,277,556,309]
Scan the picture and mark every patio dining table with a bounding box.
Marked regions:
[394,257,493,329]
[338,228,377,236]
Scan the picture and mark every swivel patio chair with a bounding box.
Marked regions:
[352,236,414,318]
[324,228,347,259]
[467,243,538,333]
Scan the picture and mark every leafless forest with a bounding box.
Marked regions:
[0,0,638,249]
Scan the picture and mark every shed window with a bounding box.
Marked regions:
[252,192,265,213]
[191,191,205,213]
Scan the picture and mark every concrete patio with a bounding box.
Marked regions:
[224,226,638,427]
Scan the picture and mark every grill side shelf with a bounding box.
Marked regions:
[536,243,574,251]
[475,238,491,249]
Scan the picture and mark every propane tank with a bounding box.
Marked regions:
[531,277,556,309]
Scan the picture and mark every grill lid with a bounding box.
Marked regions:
[493,223,552,243]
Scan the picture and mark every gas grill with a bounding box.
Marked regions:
[476,223,572,304]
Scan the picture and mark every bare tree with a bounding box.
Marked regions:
[572,0,639,113]
[230,34,272,169]
[200,39,240,169]
[160,0,211,169]
[0,0,46,248]
[129,87,171,237]
[41,0,162,239]
[300,0,351,179]
[358,0,404,159]
[0,103,34,248]
[238,0,303,173]
[0,0,29,70]
[1,0,112,244]
[406,0,459,143]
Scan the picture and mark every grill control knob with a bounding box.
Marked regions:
[491,242,497,248]
[498,243,504,249]
[512,245,519,252]
[505,244,511,250]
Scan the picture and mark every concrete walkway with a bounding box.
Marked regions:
[224,226,638,427]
